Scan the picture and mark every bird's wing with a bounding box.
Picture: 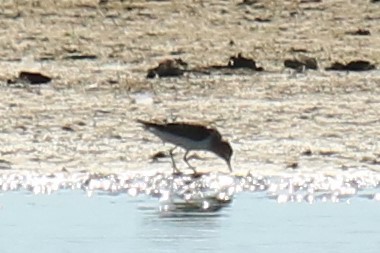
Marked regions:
[137,120,222,141]
[164,123,220,141]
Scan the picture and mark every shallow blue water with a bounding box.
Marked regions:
[0,191,379,253]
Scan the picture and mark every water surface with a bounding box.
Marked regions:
[1,191,379,253]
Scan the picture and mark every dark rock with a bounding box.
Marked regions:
[326,62,346,71]
[64,54,97,60]
[300,0,322,3]
[238,0,260,5]
[284,60,306,70]
[286,162,299,169]
[192,53,264,74]
[254,17,271,22]
[318,150,338,156]
[19,71,52,84]
[38,55,55,61]
[302,149,313,156]
[147,58,187,78]
[228,53,264,71]
[289,47,308,53]
[7,71,52,85]
[151,151,169,161]
[284,55,318,71]
[325,60,376,71]
[345,29,371,36]
[62,125,75,132]
[76,121,87,126]
[346,60,375,71]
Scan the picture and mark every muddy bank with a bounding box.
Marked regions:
[0,0,379,176]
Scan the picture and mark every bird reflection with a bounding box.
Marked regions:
[156,172,235,216]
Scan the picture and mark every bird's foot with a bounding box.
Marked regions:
[184,159,197,174]
[189,166,197,174]
[172,170,184,177]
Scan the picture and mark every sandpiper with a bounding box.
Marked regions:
[137,119,233,173]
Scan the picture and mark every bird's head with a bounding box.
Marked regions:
[213,140,233,172]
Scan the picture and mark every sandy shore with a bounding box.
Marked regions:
[0,0,379,176]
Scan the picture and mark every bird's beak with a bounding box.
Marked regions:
[227,160,233,172]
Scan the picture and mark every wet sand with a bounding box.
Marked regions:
[0,0,379,176]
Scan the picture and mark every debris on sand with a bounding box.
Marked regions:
[284,55,318,71]
[228,53,264,71]
[325,60,376,71]
[345,29,371,36]
[146,53,263,78]
[151,151,169,162]
[63,54,97,60]
[146,58,188,78]
[194,53,264,74]
[7,71,52,85]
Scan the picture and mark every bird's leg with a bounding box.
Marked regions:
[169,147,180,174]
[183,150,197,173]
